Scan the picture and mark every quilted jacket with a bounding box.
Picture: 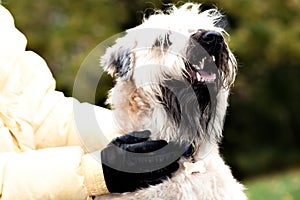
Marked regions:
[0,5,119,200]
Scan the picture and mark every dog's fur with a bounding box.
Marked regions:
[96,3,247,200]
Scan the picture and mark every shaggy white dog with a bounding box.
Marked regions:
[96,3,247,200]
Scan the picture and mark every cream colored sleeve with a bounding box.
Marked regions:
[34,97,120,153]
[0,146,110,200]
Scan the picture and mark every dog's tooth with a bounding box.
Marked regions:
[199,58,205,69]
[212,56,215,62]
[198,62,203,70]
[196,72,201,81]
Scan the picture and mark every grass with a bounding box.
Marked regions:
[245,168,300,200]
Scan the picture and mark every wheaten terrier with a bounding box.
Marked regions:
[96,3,247,200]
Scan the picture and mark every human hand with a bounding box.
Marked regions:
[101,130,184,193]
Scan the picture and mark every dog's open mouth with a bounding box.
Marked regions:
[183,30,231,85]
[185,56,217,84]
[192,70,216,83]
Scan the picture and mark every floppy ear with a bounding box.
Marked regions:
[100,40,134,79]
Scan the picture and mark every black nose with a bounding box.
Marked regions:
[199,31,223,45]
[192,31,224,55]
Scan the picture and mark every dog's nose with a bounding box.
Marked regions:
[192,31,224,55]
[199,31,223,45]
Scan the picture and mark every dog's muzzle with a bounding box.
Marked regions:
[185,30,229,85]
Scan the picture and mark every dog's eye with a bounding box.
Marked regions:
[153,33,172,50]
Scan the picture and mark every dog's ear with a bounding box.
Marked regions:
[100,41,133,79]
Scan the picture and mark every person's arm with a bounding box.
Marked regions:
[0,132,182,199]
[0,146,90,199]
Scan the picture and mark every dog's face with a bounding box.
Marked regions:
[101,4,237,145]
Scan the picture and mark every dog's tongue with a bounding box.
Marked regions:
[196,71,216,82]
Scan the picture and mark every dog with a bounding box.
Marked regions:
[96,3,247,200]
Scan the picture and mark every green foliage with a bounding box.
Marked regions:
[4,0,300,178]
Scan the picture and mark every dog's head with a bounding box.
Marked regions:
[101,3,237,145]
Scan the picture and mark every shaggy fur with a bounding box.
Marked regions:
[96,3,247,200]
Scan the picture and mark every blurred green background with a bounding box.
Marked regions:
[3,0,300,198]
